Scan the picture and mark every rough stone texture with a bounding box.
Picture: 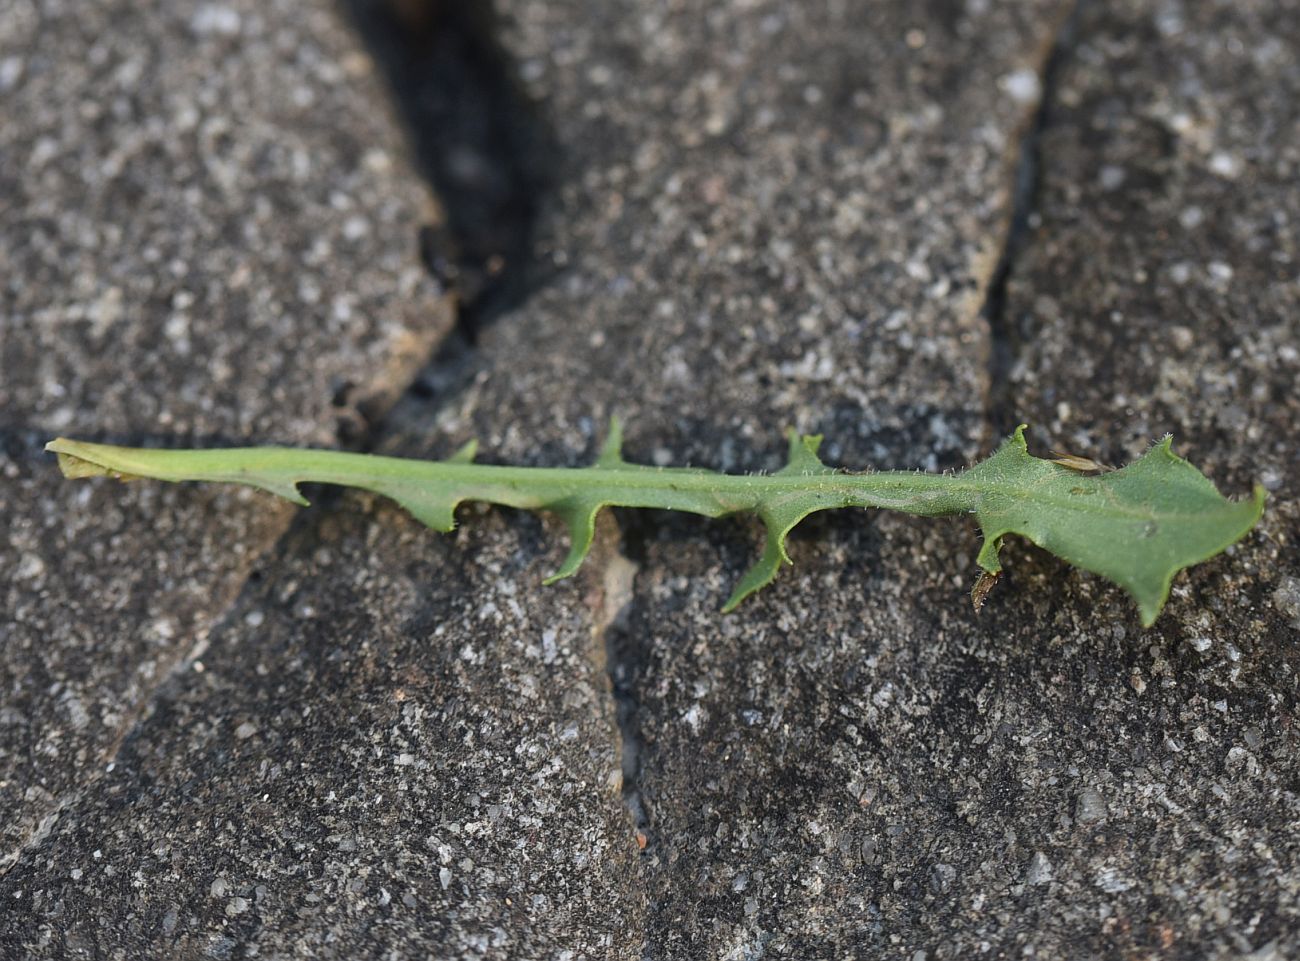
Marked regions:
[0,483,638,958]
[466,0,1292,957]
[985,2,1300,952]
[3,0,1297,959]
[439,0,1099,956]
[445,0,1065,471]
[0,0,450,867]
[0,0,444,439]
[618,2,1300,958]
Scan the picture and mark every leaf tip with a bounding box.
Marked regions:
[281,485,311,507]
[448,439,479,464]
[546,499,602,583]
[48,438,103,479]
[780,429,827,474]
[1137,591,1167,629]
[596,416,625,467]
[975,533,1004,574]
[543,551,588,585]
[1251,482,1268,514]
[46,438,142,481]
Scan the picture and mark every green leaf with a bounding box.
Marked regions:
[967,428,1266,626]
[45,422,1264,626]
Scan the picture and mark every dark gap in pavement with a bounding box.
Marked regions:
[338,0,559,446]
[341,0,556,338]
[4,0,559,883]
[980,0,1085,438]
[604,512,655,851]
[339,0,653,856]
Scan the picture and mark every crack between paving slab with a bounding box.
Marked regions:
[981,0,1085,439]
[349,0,654,898]
[341,0,556,342]
[338,0,560,439]
[2,0,553,877]
[0,511,288,877]
[561,3,1094,935]
[592,516,654,854]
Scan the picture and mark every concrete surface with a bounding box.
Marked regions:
[0,0,451,869]
[2,0,1296,958]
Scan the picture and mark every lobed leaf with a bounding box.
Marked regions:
[966,427,1266,625]
[46,423,1264,625]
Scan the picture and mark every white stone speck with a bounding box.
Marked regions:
[999,68,1042,105]
[1179,206,1204,229]
[871,683,895,708]
[16,554,44,581]
[1076,787,1108,825]
[1099,165,1126,190]
[0,57,23,91]
[1095,866,1135,893]
[64,696,90,731]
[190,5,241,37]
[1026,851,1053,886]
[342,216,369,241]
[362,149,392,174]
[683,704,703,734]
[1209,152,1243,179]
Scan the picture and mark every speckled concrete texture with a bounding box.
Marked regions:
[445,0,1067,470]
[616,2,1300,957]
[3,0,1297,958]
[0,0,450,870]
[0,0,446,440]
[0,486,639,958]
